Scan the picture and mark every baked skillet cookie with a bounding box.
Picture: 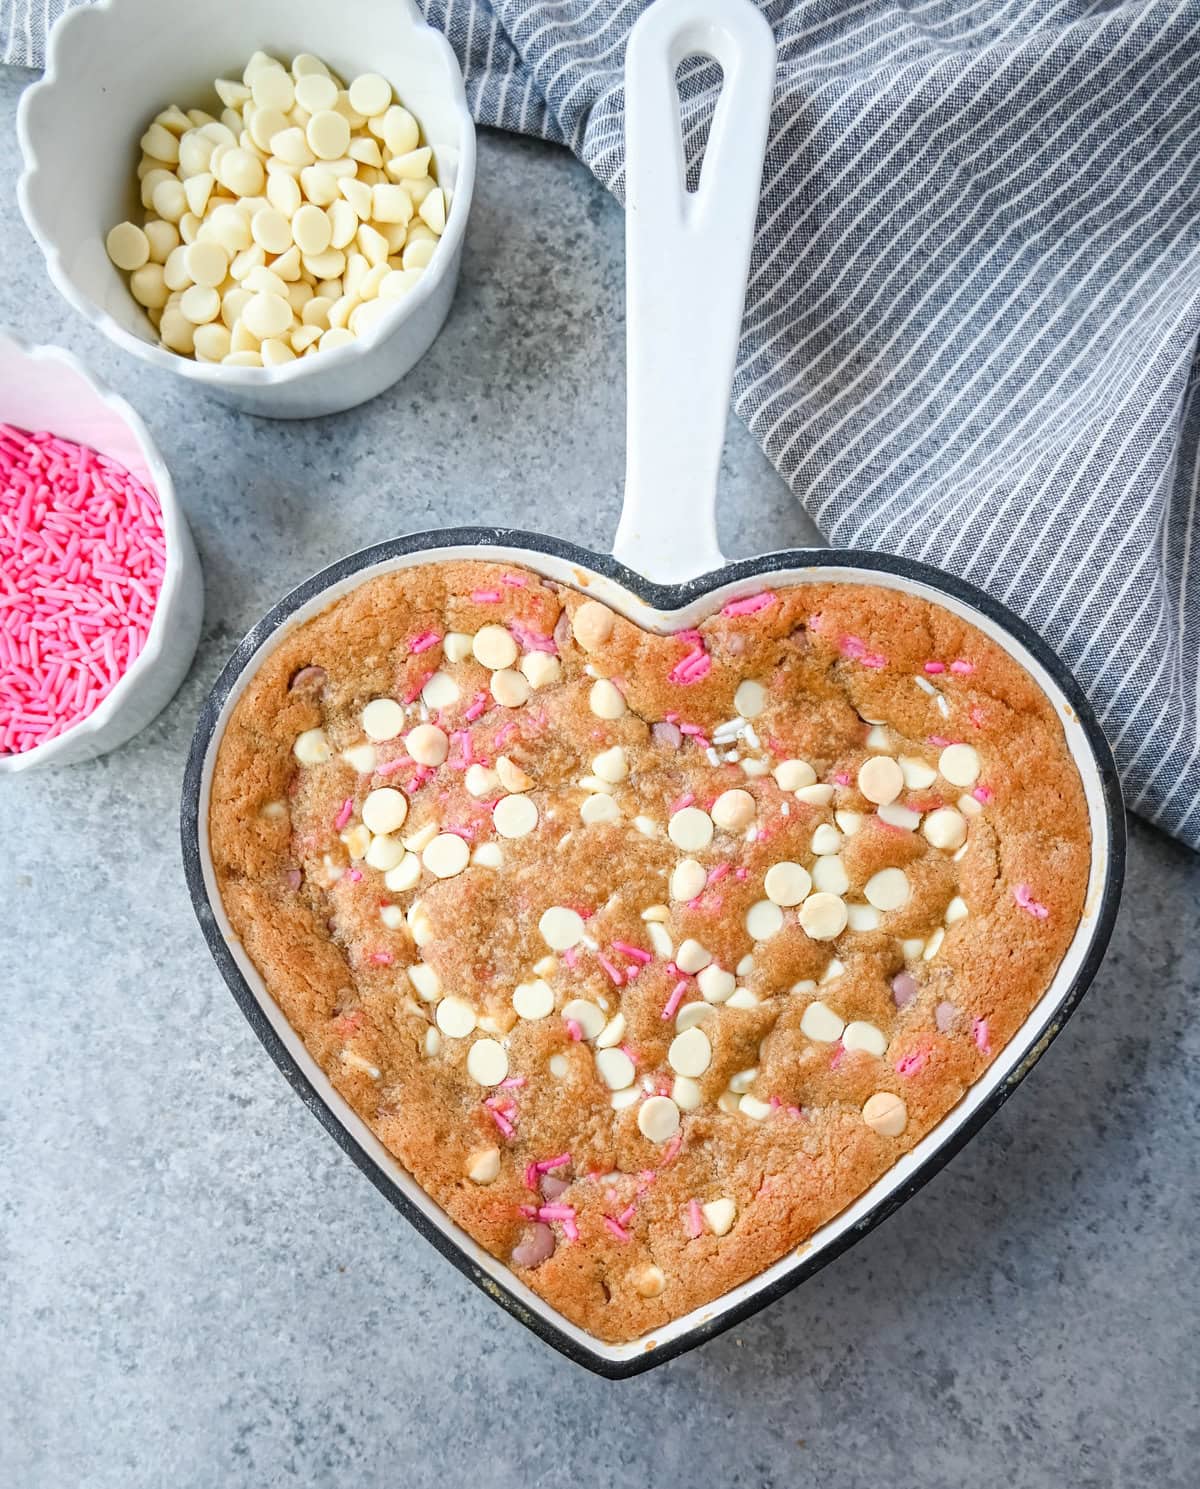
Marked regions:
[210,560,1089,1342]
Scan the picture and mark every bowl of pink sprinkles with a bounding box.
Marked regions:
[0,327,202,771]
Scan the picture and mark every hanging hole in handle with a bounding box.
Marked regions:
[673,52,725,195]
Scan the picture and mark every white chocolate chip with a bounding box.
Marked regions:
[878,802,922,831]
[641,904,669,923]
[702,1198,736,1236]
[677,1002,715,1034]
[899,756,938,790]
[959,793,984,818]
[405,723,448,766]
[407,963,441,1001]
[580,794,620,826]
[549,1054,569,1078]
[365,833,406,871]
[858,756,904,805]
[596,1013,626,1048]
[435,996,476,1038]
[493,795,538,839]
[820,957,846,984]
[923,807,967,850]
[465,764,501,798]
[697,965,736,1003]
[739,1095,772,1121]
[717,1091,741,1114]
[403,820,440,854]
[901,936,927,960]
[864,867,911,912]
[470,624,517,670]
[539,906,584,950]
[862,1091,907,1136]
[795,783,836,806]
[293,727,331,764]
[592,746,629,783]
[637,1095,680,1144]
[562,999,605,1040]
[711,789,756,832]
[379,905,405,930]
[865,724,893,752]
[423,1027,442,1057]
[843,1020,888,1056]
[672,1076,702,1111]
[939,743,981,787]
[800,1000,845,1042]
[945,895,969,925]
[572,601,614,650]
[923,927,946,960]
[422,833,470,878]
[729,995,759,1015]
[734,679,766,718]
[341,743,377,774]
[513,979,554,1020]
[846,902,882,931]
[799,892,848,940]
[407,901,434,946]
[729,1068,758,1094]
[611,1087,641,1110]
[634,815,659,838]
[764,861,812,906]
[421,671,460,709]
[812,823,843,855]
[746,900,784,941]
[589,678,626,719]
[466,1147,501,1184]
[812,854,850,896]
[521,652,561,689]
[774,759,816,791]
[835,809,864,836]
[362,786,408,834]
[668,807,714,853]
[466,1038,508,1087]
[362,698,405,741]
[490,669,530,708]
[668,1026,712,1077]
[676,939,712,974]
[341,823,371,860]
[595,1047,636,1090]
[442,631,472,663]
[671,858,707,901]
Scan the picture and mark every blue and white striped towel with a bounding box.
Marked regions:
[6,0,1198,848]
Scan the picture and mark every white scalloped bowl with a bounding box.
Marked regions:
[0,327,203,772]
[16,0,476,420]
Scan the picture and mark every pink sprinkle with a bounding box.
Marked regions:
[493,721,517,748]
[488,1108,515,1138]
[928,734,955,747]
[1014,884,1050,920]
[706,863,730,885]
[603,1216,631,1243]
[661,1135,682,1166]
[972,1017,991,1053]
[368,950,393,965]
[562,946,579,969]
[498,1075,527,1089]
[408,629,441,654]
[508,618,557,654]
[463,692,489,722]
[612,940,652,964]
[596,954,624,986]
[841,634,866,659]
[950,659,975,674]
[832,770,851,786]
[970,705,986,728]
[861,652,888,669]
[538,1204,576,1222]
[471,589,500,602]
[447,730,474,769]
[661,980,689,1021]
[669,649,712,685]
[923,660,946,674]
[565,1018,583,1041]
[829,1045,845,1070]
[0,423,165,755]
[346,867,362,883]
[678,722,707,738]
[735,866,748,881]
[374,755,410,777]
[333,798,354,831]
[536,1153,571,1172]
[500,572,527,587]
[518,1203,538,1219]
[523,1163,540,1191]
[562,1216,579,1242]
[685,1200,704,1239]
[768,1095,782,1108]
[972,784,993,803]
[896,1048,929,1077]
[402,671,433,704]
[670,792,695,813]
[617,1204,637,1226]
[721,591,776,617]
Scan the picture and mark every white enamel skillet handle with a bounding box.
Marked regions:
[612,0,775,585]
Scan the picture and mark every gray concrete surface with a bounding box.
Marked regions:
[1,67,1196,1489]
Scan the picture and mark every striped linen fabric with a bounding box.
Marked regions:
[5,1,1198,848]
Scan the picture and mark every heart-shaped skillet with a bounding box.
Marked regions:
[184,531,1123,1376]
[182,0,1123,1374]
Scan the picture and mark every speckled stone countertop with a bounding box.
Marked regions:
[2,67,1197,1489]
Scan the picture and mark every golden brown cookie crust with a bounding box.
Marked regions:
[209,561,1089,1342]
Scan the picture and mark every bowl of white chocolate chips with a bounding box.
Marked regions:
[17,0,475,417]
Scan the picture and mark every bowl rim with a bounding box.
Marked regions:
[180,527,1126,1377]
[14,0,477,392]
[0,325,190,773]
